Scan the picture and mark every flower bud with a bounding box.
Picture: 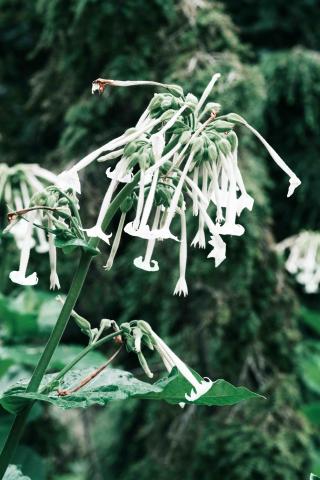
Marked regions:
[226,130,238,152]
[217,138,231,156]
[30,191,48,207]
[190,136,204,155]
[165,84,184,98]
[210,119,235,133]
[208,142,218,162]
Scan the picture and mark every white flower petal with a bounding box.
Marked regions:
[83,226,112,244]
[133,256,159,272]
[215,222,245,236]
[56,170,81,194]
[185,378,213,401]
[173,277,188,296]
[9,270,38,286]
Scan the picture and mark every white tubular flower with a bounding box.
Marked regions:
[56,169,81,194]
[153,151,195,241]
[19,180,31,207]
[133,208,160,272]
[191,164,208,248]
[277,231,320,293]
[241,121,301,197]
[48,218,60,290]
[215,153,245,237]
[35,223,50,253]
[106,166,132,183]
[10,221,34,251]
[32,165,59,185]
[197,200,227,267]
[129,132,165,239]
[174,207,188,296]
[195,73,221,116]
[207,162,223,223]
[104,212,126,270]
[69,115,165,173]
[207,233,226,267]
[9,211,38,286]
[83,162,127,243]
[124,170,147,236]
[285,244,300,274]
[230,143,254,215]
[97,148,125,163]
[192,166,199,216]
[140,322,212,401]
[132,134,163,240]
[191,214,206,249]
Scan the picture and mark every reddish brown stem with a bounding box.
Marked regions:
[57,346,123,396]
[7,206,58,222]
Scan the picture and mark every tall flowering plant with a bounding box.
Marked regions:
[0,74,300,478]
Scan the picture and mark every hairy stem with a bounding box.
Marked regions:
[0,174,138,479]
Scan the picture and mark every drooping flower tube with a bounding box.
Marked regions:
[9,211,38,286]
[138,321,213,401]
[174,206,188,296]
[48,217,60,290]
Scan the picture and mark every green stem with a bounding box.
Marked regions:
[0,174,139,479]
[41,329,123,394]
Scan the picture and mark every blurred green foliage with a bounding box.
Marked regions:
[1,0,320,479]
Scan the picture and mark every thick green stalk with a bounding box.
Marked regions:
[0,174,139,479]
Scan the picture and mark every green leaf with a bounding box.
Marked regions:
[54,236,100,256]
[0,345,107,378]
[301,402,320,426]
[0,367,263,412]
[151,369,265,406]
[13,446,46,480]
[297,342,320,394]
[0,290,63,341]
[300,306,320,335]
[3,465,31,480]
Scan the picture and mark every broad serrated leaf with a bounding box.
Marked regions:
[0,367,263,412]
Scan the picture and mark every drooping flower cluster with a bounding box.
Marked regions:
[4,74,301,296]
[1,163,80,289]
[276,231,320,293]
[60,74,300,295]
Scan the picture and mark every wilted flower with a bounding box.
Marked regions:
[277,231,320,293]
